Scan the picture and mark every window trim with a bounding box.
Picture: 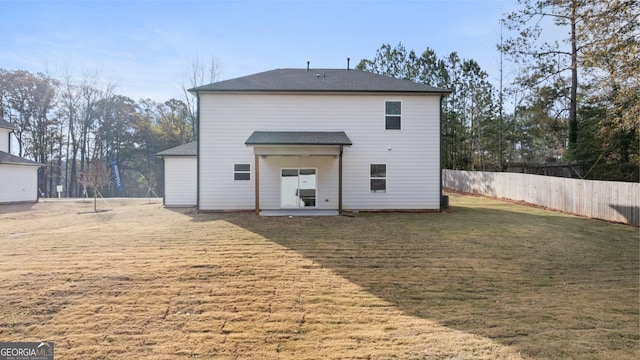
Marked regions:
[370,163,387,194]
[233,163,251,181]
[385,100,402,130]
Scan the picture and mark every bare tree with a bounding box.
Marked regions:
[57,68,82,197]
[57,69,115,197]
[78,159,111,212]
[77,73,115,189]
[181,56,220,140]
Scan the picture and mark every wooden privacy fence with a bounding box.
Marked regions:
[443,169,639,226]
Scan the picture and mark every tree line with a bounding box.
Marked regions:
[1,0,637,202]
[358,0,638,182]
[0,56,219,198]
[0,70,197,198]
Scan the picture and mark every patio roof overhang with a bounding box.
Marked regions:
[245,131,352,156]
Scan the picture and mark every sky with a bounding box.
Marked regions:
[1,0,519,102]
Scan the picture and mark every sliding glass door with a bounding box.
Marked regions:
[281,168,316,208]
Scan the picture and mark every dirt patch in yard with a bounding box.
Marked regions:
[0,195,637,359]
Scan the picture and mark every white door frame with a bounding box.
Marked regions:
[280,168,317,208]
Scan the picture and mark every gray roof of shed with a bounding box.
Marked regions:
[156,141,197,157]
[0,151,42,166]
[245,131,352,146]
[0,119,17,130]
[190,68,449,94]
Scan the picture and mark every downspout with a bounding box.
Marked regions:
[161,157,166,206]
[196,91,201,210]
[338,144,343,212]
[8,129,14,154]
[439,95,444,211]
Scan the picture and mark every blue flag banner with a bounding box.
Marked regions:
[111,159,123,191]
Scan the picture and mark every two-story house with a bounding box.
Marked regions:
[161,68,449,214]
[0,119,41,203]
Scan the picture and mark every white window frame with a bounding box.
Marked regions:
[233,163,251,181]
[385,100,402,130]
[370,163,387,193]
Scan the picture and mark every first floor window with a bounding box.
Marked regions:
[370,164,386,193]
[234,164,250,180]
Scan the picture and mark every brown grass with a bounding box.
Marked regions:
[0,194,637,359]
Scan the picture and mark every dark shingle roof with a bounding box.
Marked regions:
[245,131,352,146]
[156,141,197,157]
[190,69,449,94]
[0,119,17,130]
[0,151,42,166]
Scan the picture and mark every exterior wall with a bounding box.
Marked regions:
[0,127,10,153]
[0,164,38,203]
[163,156,197,206]
[198,93,441,210]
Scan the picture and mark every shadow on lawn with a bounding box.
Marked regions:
[190,204,639,358]
[0,202,37,214]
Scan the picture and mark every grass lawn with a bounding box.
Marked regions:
[0,194,637,359]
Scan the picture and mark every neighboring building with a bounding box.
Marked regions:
[160,67,449,214]
[0,119,42,203]
[156,141,197,207]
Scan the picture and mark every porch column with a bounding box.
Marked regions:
[339,145,343,212]
[254,154,260,214]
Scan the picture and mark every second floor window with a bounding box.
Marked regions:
[385,101,401,130]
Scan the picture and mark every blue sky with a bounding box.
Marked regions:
[1,0,518,102]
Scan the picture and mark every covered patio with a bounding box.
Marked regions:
[245,131,352,215]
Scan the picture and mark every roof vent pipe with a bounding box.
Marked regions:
[307,61,310,72]
[347,57,350,70]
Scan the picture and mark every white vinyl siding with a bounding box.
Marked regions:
[163,156,197,207]
[198,93,441,210]
[0,128,10,153]
[0,164,38,203]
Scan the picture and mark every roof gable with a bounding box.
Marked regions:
[0,151,42,166]
[0,119,17,130]
[156,141,197,157]
[190,68,449,94]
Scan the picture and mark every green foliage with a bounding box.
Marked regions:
[501,0,639,181]
[0,69,60,193]
[574,104,639,182]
